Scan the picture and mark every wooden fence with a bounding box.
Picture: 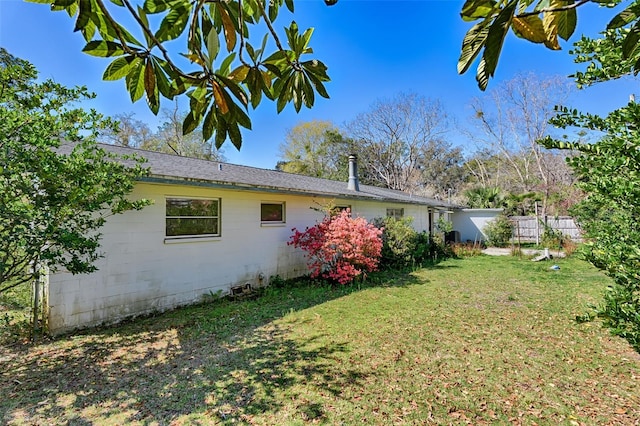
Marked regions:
[510,216,582,243]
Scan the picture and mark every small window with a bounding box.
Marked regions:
[386,208,404,220]
[261,202,285,223]
[332,205,351,215]
[166,198,220,238]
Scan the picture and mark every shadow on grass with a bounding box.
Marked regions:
[0,266,437,424]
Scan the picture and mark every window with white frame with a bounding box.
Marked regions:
[261,202,285,223]
[386,208,404,220]
[166,197,220,238]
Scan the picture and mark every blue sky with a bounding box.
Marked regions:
[1,0,636,168]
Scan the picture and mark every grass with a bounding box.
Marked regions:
[2,255,639,425]
[0,283,32,343]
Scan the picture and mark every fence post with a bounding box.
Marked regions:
[535,201,540,246]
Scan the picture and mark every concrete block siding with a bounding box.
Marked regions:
[47,182,437,334]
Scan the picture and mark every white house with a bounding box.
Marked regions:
[45,144,457,334]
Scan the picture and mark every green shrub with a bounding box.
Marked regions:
[373,217,442,268]
[483,215,513,247]
[413,231,433,263]
[540,222,566,249]
[374,217,417,268]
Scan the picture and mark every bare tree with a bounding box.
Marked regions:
[100,112,154,148]
[345,93,451,193]
[100,103,226,161]
[466,73,574,215]
[143,102,226,161]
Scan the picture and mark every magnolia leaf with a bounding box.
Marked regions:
[74,0,93,34]
[264,50,289,65]
[259,33,269,57]
[125,60,145,102]
[268,0,280,23]
[458,20,490,74]
[285,0,294,13]
[512,16,547,43]
[301,59,329,80]
[206,28,220,65]
[219,6,237,51]
[228,65,250,82]
[622,23,640,58]
[182,110,200,135]
[144,59,159,114]
[261,70,273,88]
[215,74,248,106]
[461,0,497,22]
[542,11,561,49]
[152,58,173,98]
[180,52,206,67]
[304,69,330,99]
[608,3,640,29]
[155,4,190,42]
[227,121,242,150]
[211,81,230,115]
[299,28,314,53]
[231,103,252,129]
[292,73,303,112]
[476,56,490,92]
[541,0,576,43]
[202,105,217,141]
[245,68,263,109]
[218,52,236,75]
[476,1,516,89]
[246,43,256,61]
[144,0,175,14]
[276,73,293,113]
[301,74,315,108]
[137,5,154,47]
[103,55,140,81]
[215,117,229,149]
[82,40,125,57]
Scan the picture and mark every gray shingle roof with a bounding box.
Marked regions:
[97,143,455,209]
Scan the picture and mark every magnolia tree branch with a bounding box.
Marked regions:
[120,0,203,82]
[516,0,590,18]
[94,0,139,56]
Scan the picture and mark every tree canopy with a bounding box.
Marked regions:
[0,48,150,295]
[277,120,347,180]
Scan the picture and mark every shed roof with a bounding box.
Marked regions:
[96,143,456,209]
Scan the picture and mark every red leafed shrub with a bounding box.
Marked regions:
[288,209,383,284]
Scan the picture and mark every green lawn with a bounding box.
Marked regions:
[2,255,639,425]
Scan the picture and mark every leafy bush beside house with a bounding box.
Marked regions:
[372,217,421,268]
[483,214,514,247]
[0,49,150,299]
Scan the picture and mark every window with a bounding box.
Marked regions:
[332,205,351,214]
[166,198,220,238]
[261,202,285,223]
[386,208,404,220]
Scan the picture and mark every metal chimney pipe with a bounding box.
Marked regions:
[347,154,360,191]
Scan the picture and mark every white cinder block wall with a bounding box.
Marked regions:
[47,182,436,334]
